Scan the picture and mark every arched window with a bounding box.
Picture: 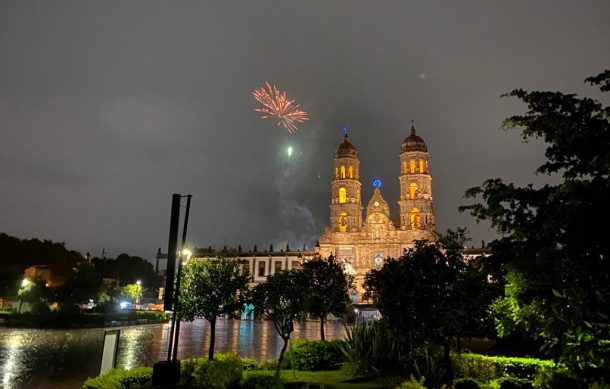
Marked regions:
[402,161,407,174]
[335,167,338,179]
[410,160,416,174]
[419,159,425,173]
[339,212,348,232]
[409,183,418,199]
[340,166,346,178]
[409,208,421,229]
[348,166,353,179]
[339,187,347,203]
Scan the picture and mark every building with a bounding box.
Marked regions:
[157,126,488,300]
[23,265,52,287]
[318,127,437,297]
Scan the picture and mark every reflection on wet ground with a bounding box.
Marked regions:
[0,319,346,388]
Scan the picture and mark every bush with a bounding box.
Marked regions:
[532,366,585,389]
[496,377,533,389]
[411,347,447,388]
[453,377,482,389]
[180,353,243,389]
[283,339,344,370]
[241,374,284,389]
[341,321,403,377]
[82,367,152,389]
[396,376,426,389]
[455,354,554,381]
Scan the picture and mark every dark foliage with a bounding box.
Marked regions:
[460,70,610,379]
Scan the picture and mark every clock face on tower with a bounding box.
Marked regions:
[374,201,380,207]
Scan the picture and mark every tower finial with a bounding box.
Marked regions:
[342,124,349,138]
[410,119,416,135]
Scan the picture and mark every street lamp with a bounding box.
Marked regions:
[18,278,32,314]
[135,280,142,307]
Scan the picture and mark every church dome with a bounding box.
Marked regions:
[401,126,428,153]
[336,134,359,159]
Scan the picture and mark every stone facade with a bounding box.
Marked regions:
[319,127,437,299]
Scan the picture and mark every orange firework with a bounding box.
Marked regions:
[252,82,309,133]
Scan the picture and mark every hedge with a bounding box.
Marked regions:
[282,339,344,370]
[455,353,554,382]
[82,367,152,389]
[180,353,243,389]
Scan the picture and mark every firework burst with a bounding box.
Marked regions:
[252,82,309,133]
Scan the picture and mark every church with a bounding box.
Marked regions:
[156,126,487,301]
[318,126,437,294]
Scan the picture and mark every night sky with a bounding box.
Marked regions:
[1,1,609,260]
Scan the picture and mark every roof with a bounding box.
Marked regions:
[401,126,428,153]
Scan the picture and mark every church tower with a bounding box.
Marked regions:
[330,132,362,232]
[398,126,436,235]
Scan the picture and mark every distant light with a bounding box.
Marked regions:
[21,279,29,287]
[136,280,141,286]
[373,178,382,188]
[287,146,293,157]
[119,301,129,310]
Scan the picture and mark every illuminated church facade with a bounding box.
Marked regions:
[318,127,437,293]
[158,126,450,301]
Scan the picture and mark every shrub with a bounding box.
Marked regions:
[283,339,344,370]
[341,321,403,377]
[179,353,243,389]
[396,376,426,389]
[241,374,284,389]
[496,377,533,389]
[455,354,554,381]
[411,347,447,388]
[82,367,152,389]
[532,366,585,389]
[240,357,262,371]
[453,377,482,389]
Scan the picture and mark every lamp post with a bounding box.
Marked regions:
[135,280,142,307]
[171,248,191,361]
[164,194,192,360]
[153,194,192,386]
[18,278,32,314]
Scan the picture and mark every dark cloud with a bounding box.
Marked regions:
[1,1,608,258]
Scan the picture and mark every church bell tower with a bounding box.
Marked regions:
[330,130,362,232]
[398,126,436,234]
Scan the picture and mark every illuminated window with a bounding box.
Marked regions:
[348,166,353,178]
[410,160,416,173]
[339,187,347,203]
[341,166,346,178]
[419,159,425,173]
[339,212,348,232]
[258,261,266,277]
[409,183,418,199]
[402,161,407,174]
[409,208,421,229]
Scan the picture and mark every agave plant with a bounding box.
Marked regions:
[340,321,404,377]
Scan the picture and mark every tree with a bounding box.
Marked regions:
[301,255,354,340]
[178,258,250,360]
[56,262,101,309]
[460,70,610,379]
[251,269,306,377]
[120,283,143,305]
[364,231,494,382]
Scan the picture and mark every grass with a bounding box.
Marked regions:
[245,369,394,388]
